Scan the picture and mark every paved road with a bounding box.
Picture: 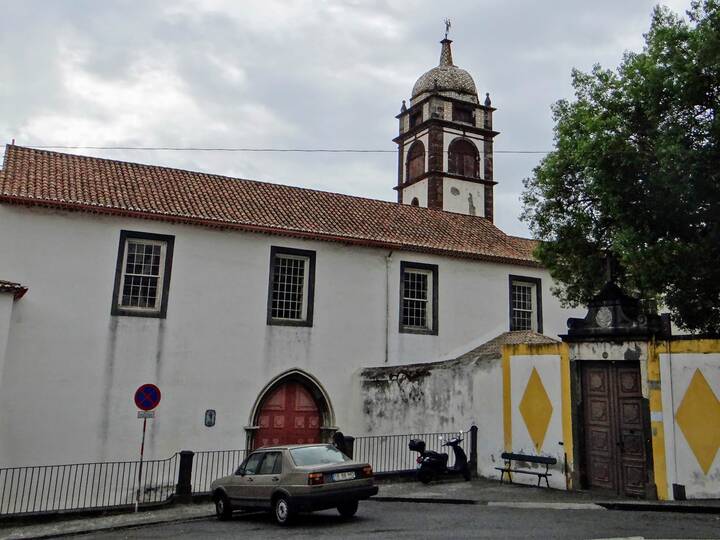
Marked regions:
[77,501,720,539]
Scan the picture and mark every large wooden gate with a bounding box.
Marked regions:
[254,382,322,449]
[581,361,650,497]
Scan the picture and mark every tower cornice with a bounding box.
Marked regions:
[393,118,499,144]
[395,94,496,120]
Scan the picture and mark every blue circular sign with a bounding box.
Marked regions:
[134,384,161,411]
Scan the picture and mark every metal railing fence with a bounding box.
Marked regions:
[0,427,477,517]
[0,454,179,516]
[190,450,247,495]
[352,429,474,473]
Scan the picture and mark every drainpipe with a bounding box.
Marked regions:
[385,251,394,364]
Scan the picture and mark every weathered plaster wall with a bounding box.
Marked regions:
[354,353,504,478]
[0,204,576,467]
[659,343,720,499]
[442,178,484,217]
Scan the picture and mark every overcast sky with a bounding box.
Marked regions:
[0,0,692,236]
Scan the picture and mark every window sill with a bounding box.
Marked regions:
[399,326,438,336]
[111,307,166,319]
[267,318,313,328]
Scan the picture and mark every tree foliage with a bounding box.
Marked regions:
[522,1,720,332]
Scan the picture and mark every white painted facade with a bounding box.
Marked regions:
[0,203,574,467]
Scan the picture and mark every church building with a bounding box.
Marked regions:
[0,38,580,467]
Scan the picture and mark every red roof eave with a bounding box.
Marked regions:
[0,194,542,268]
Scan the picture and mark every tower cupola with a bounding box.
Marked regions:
[393,29,499,220]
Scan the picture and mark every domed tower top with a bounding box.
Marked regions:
[411,38,478,105]
[393,25,499,221]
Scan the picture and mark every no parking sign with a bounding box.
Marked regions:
[134,383,161,411]
[133,383,161,512]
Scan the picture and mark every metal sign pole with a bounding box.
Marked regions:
[135,417,148,513]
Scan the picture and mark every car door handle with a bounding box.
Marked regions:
[272,477,280,482]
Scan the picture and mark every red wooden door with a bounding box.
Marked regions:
[254,382,322,449]
[581,361,649,497]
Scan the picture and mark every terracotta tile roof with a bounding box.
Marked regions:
[507,235,539,260]
[0,279,28,300]
[0,145,540,266]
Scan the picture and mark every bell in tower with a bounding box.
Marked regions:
[393,25,499,220]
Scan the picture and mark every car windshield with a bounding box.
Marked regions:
[290,445,350,466]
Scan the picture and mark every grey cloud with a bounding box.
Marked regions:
[0,0,691,235]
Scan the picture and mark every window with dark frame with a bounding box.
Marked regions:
[399,262,438,335]
[509,275,543,332]
[267,246,316,326]
[409,110,422,128]
[452,104,474,124]
[111,230,174,318]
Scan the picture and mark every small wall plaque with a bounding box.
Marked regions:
[205,409,216,427]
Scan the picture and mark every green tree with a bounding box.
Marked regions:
[522,0,720,332]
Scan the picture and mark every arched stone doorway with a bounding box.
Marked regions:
[248,370,335,450]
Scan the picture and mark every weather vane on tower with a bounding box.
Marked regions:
[444,18,451,39]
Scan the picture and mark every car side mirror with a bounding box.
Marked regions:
[235,467,245,476]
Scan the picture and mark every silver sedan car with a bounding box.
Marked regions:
[210,444,378,525]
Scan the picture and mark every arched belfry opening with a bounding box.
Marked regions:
[406,140,425,182]
[247,369,335,450]
[448,138,479,178]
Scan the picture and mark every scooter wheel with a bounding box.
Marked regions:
[418,469,433,484]
[462,468,472,481]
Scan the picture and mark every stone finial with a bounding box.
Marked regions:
[439,38,454,67]
[400,100,407,113]
[484,92,492,107]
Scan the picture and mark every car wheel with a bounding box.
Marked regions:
[337,500,359,518]
[418,468,433,484]
[215,492,232,521]
[273,495,293,526]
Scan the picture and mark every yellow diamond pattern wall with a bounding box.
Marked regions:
[675,369,720,475]
[519,367,553,452]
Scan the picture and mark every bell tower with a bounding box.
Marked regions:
[394,32,499,220]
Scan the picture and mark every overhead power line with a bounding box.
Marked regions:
[24,145,551,155]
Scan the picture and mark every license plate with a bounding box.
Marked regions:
[332,471,355,481]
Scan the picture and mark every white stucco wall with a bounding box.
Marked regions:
[442,178,485,217]
[660,352,720,499]
[401,179,428,207]
[0,204,576,467]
